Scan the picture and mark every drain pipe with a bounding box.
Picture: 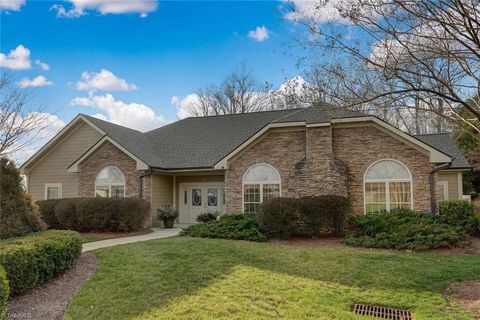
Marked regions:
[139,169,152,199]
[430,162,452,214]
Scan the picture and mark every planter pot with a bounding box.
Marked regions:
[163,218,175,229]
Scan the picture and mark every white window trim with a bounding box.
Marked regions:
[242,163,281,213]
[363,159,414,214]
[44,183,62,200]
[438,181,449,201]
[95,166,126,198]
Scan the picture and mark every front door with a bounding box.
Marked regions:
[179,183,224,224]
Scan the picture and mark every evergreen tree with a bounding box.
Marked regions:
[0,157,44,238]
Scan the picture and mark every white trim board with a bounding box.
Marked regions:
[67,136,149,172]
[44,183,62,200]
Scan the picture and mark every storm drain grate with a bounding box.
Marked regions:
[352,304,413,320]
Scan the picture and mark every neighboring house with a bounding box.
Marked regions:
[20,106,471,225]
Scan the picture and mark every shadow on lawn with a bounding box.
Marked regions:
[65,237,480,320]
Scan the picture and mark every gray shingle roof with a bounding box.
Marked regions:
[81,106,470,170]
[414,133,471,169]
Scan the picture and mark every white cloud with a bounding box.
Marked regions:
[171,94,202,119]
[71,93,170,131]
[51,0,158,18]
[0,0,25,11]
[75,69,137,92]
[35,59,50,71]
[172,76,314,119]
[285,0,382,24]
[248,26,270,42]
[18,75,53,88]
[0,45,31,70]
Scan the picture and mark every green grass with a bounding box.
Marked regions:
[65,237,480,320]
[80,234,111,244]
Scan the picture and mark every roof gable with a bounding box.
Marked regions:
[24,106,463,172]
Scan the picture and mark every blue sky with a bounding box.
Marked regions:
[1,0,305,131]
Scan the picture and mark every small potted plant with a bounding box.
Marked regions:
[157,204,179,229]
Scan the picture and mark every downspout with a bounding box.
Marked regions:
[430,162,452,214]
[139,169,152,199]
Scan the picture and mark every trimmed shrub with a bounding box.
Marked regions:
[76,198,115,232]
[440,200,479,235]
[0,158,45,239]
[257,196,352,239]
[182,213,266,242]
[0,230,81,296]
[36,197,150,232]
[299,195,352,236]
[257,198,301,239]
[36,199,62,229]
[0,266,8,320]
[54,198,81,230]
[110,198,150,232]
[345,209,468,250]
[196,210,220,223]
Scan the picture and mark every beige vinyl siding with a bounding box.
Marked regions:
[437,171,461,200]
[152,174,173,210]
[27,122,102,201]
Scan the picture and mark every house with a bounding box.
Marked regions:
[20,106,471,225]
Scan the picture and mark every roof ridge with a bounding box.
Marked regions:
[80,113,142,133]
[182,108,300,120]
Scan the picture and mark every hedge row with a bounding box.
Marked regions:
[257,195,352,239]
[0,230,82,296]
[0,267,8,320]
[37,197,150,232]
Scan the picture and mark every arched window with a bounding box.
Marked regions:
[243,164,281,213]
[364,159,412,214]
[95,166,125,198]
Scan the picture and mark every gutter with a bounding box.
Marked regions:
[430,162,452,214]
[139,169,152,199]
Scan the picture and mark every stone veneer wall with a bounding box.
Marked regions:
[225,124,434,214]
[225,127,348,212]
[332,125,433,214]
[78,141,153,225]
[225,129,307,213]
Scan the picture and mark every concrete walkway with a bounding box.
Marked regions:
[82,228,181,252]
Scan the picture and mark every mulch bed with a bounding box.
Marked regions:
[6,253,98,320]
[446,280,480,319]
[271,236,480,255]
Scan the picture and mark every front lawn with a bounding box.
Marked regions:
[65,237,480,320]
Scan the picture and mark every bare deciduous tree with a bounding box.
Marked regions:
[0,73,52,158]
[183,64,284,117]
[287,0,480,136]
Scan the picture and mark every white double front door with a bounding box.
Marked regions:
[179,182,225,224]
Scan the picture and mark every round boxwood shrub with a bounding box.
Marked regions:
[299,195,352,236]
[0,266,8,320]
[0,230,82,296]
[257,197,301,239]
[196,210,220,223]
[440,200,479,235]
